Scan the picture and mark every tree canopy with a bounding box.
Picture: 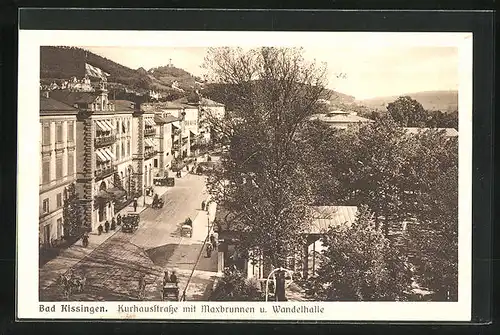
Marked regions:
[386,96,428,127]
[203,47,330,268]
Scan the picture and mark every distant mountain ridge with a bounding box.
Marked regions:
[358,90,458,112]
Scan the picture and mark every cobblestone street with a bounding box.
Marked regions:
[39,173,219,301]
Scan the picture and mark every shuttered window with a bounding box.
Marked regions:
[67,121,74,142]
[42,161,50,184]
[67,151,74,176]
[56,156,63,179]
[42,124,51,145]
[56,123,63,143]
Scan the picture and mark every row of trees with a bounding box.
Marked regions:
[202,47,458,301]
[303,117,458,300]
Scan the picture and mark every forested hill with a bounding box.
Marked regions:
[40,46,200,93]
[358,90,458,112]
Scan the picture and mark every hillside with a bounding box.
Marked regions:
[358,90,458,112]
[40,46,198,95]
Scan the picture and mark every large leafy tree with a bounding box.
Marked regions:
[387,96,428,127]
[202,47,329,300]
[306,206,412,301]
[62,183,86,238]
[209,268,264,301]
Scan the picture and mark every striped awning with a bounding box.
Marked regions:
[104,148,115,160]
[101,149,112,161]
[144,138,155,147]
[145,118,155,126]
[96,149,108,162]
[104,120,115,130]
[96,120,111,132]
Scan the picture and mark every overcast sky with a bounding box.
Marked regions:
[84,46,458,100]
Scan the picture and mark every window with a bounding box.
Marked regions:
[42,161,50,184]
[56,156,63,179]
[121,142,125,157]
[42,124,51,145]
[56,193,62,208]
[154,159,158,168]
[56,218,63,239]
[56,123,63,143]
[67,121,74,142]
[42,198,50,214]
[67,151,74,176]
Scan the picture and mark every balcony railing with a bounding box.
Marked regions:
[55,142,65,150]
[41,144,51,153]
[144,128,156,136]
[94,135,116,147]
[144,150,156,160]
[67,140,76,148]
[95,166,115,180]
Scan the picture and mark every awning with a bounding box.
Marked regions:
[107,187,126,199]
[145,119,155,126]
[96,149,108,162]
[95,190,113,200]
[104,148,115,160]
[96,120,110,132]
[172,124,179,130]
[145,138,155,147]
[98,148,112,161]
[104,120,115,130]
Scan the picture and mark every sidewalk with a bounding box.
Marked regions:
[39,186,172,291]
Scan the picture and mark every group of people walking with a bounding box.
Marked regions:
[97,214,123,236]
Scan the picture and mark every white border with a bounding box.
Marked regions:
[17,31,473,321]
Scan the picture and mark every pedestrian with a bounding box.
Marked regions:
[111,217,116,230]
[206,241,213,258]
[201,200,206,211]
[212,231,219,250]
[82,232,89,247]
[163,271,170,286]
[170,271,178,285]
[97,224,103,235]
[133,198,138,212]
[117,214,122,226]
[210,234,217,250]
[104,220,110,233]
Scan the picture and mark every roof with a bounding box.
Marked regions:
[316,113,373,124]
[110,100,135,111]
[40,96,78,114]
[154,114,179,124]
[200,97,224,107]
[214,205,358,235]
[49,90,99,106]
[403,127,458,137]
[171,98,198,108]
[307,206,358,234]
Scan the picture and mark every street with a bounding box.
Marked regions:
[39,172,218,301]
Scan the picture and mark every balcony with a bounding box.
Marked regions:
[41,144,52,153]
[144,150,156,160]
[144,128,156,136]
[67,140,75,148]
[55,142,65,150]
[95,166,115,180]
[95,135,116,148]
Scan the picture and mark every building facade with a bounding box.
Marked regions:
[39,95,78,248]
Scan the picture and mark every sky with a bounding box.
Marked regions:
[84,46,458,100]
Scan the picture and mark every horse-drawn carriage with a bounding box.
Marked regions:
[151,196,164,209]
[58,270,86,299]
[154,176,175,187]
[181,217,193,238]
[162,283,180,301]
[122,213,140,233]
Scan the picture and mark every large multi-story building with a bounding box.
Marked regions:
[50,82,130,232]
[39,94,78,248]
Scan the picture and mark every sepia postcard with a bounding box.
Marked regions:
[17,30,472,321]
